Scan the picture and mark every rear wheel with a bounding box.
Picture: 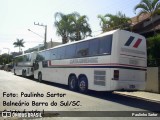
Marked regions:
[38,72,42,82]
[78,76,88,93]
[68,76,78,91]
[24,70,26,77]
[22,70,26,77]
[14,69,16,75]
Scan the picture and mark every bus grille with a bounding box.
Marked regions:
[94,71,106,86]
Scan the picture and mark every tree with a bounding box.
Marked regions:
[0,54,13,64]
[147,34,160,66]
[134,0,160,18]
[97,15,110,32]
[98,12,131,32]
[69,12,92,41]
[13,39,25,52]
[54,12,74,44]
[134,0,160,34]
[54,12,92,43]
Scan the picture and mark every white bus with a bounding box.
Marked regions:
[34,30,147,92]
[13,52,37,77]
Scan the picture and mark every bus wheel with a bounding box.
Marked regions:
[38,72,42,82]
[68,75,78,91]
[23,70,26,77]
[22,70,24,77]
[14,69,16,75]
[78,76,88,93]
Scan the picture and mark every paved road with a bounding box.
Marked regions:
[0,70,159,120]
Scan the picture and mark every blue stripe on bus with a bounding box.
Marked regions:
[124,36,135,46]
[46,65,146,71]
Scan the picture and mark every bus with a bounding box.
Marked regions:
[34,30,147,92]
[13,52,37,77]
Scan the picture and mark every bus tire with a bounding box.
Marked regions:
[23,70,26,77]
[68,75,78,91]
[22,70,24,77]
[14,69,16,75]
[38,72,42,82]
[78,76,88,93]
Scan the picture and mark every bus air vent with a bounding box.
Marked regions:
[94,71,106,86]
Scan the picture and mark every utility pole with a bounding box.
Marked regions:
[34,22,47,49]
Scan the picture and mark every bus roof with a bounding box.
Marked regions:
[38,29,122,53]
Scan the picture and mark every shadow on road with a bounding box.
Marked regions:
[27,77,160,112]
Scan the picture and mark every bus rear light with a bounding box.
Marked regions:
[113,70,119,80]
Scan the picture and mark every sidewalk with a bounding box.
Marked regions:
[114,91,160,103]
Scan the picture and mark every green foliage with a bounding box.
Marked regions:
[98,11,131,32]
[69,12,92,41]
[0,54,13,65]
[147,34,160,66]
[134,0,160,18]
[13,39,25,52]
[54,12,92,44]
[54,12,74,44]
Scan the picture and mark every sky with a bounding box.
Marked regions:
[0,0,141,54]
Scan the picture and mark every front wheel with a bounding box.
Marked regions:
[22,70,26,77]
[14,69,16,75]
[68,76,78,91]
[78,76,88,93]
[38,72,42,82]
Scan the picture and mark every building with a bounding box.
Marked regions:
[131,13,160,37]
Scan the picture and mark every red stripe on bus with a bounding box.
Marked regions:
[133,39,142,48]
[48,62,146,69]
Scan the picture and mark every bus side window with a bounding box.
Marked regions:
[76,41,89,58]
[65,44,76,59]
[57,47,66,59]
[89,38,99,56]
[36,53,45,61]
[50,49,57,60]
[99,35,112,55]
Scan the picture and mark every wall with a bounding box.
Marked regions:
[146,67,160,93]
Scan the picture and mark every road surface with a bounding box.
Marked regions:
[0,70,159,120]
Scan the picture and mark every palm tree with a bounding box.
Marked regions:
[98,12,131,32]
[13,39,25,52]
[54,12,74,44]
[54,12,92,43]
[70,12,92,41]
[97,15,110,32]
[134,0,160,18]
[134,0,160,34]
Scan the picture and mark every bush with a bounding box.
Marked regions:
[147,34,160,67]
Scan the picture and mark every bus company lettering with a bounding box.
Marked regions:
[70,58,98,64]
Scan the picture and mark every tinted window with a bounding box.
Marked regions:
[50,49,57,60]
[76,41,89,57]
[23,54,31,62]
[65,44,76,59]
[36,52,45,61]
[45,50,50,60]
[89,38,99,56]
[57,46,66,59]
[15,56,23,62]
[99,35,112,55]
